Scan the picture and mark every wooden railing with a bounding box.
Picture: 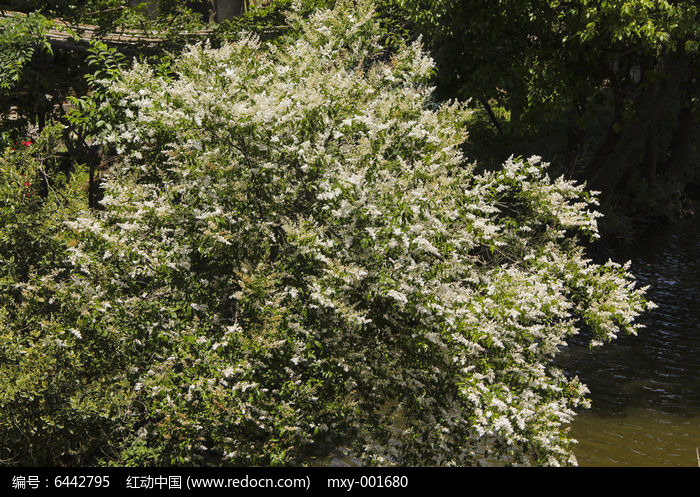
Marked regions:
[0,10,216,52]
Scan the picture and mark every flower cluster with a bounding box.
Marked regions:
[7,139,32,152]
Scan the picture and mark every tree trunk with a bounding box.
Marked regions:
[566,98,587,170]
[586,51,689,198]
[89,159,96,209]
[509,93,523,133]
[130,0,159,19]
[643,123,658,186]
[584,79,625,180]
[215,0,245,21]
[478,96,504,137]
[667,77,697,179]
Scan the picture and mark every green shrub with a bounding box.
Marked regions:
[0,125,122,465]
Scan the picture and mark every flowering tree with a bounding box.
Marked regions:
[0,0,652,466]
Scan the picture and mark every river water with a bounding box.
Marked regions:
[561,210,700,467]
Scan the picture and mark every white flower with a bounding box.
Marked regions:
[386,289,408,305]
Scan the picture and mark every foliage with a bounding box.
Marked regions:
[0,0,206,34]
[0,1,653,466]
[0,12,55,148]
[0,125,103,465]
[65,41,128,144]
[387,0,699,210]
[0,12,53,94]
[389,0,697,121]
[211,0,335,45]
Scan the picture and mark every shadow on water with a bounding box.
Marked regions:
[558,208,700,466]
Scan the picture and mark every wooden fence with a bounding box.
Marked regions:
[1,9,216,53]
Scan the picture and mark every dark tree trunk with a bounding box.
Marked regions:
[89,159,96,208]
[566,98,587,170]
[215,0,245,21]
[478,96,504,137]
[586,51,689,199]
[643,123,659,186]
[130,0,159,19]
[185,0,244,23]
[508,92,524,133]
[507,79,530,136]
[667,76,697,179]
[584,79,626,180]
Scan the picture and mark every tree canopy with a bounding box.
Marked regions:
[389,0,698,214]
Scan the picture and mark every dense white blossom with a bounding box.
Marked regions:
[36,0,654,466]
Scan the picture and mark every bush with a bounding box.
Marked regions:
[0,126,117,465]
[0,0,652,466]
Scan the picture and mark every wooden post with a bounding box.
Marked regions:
[215,0,245,21]
[130,0,160,19]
